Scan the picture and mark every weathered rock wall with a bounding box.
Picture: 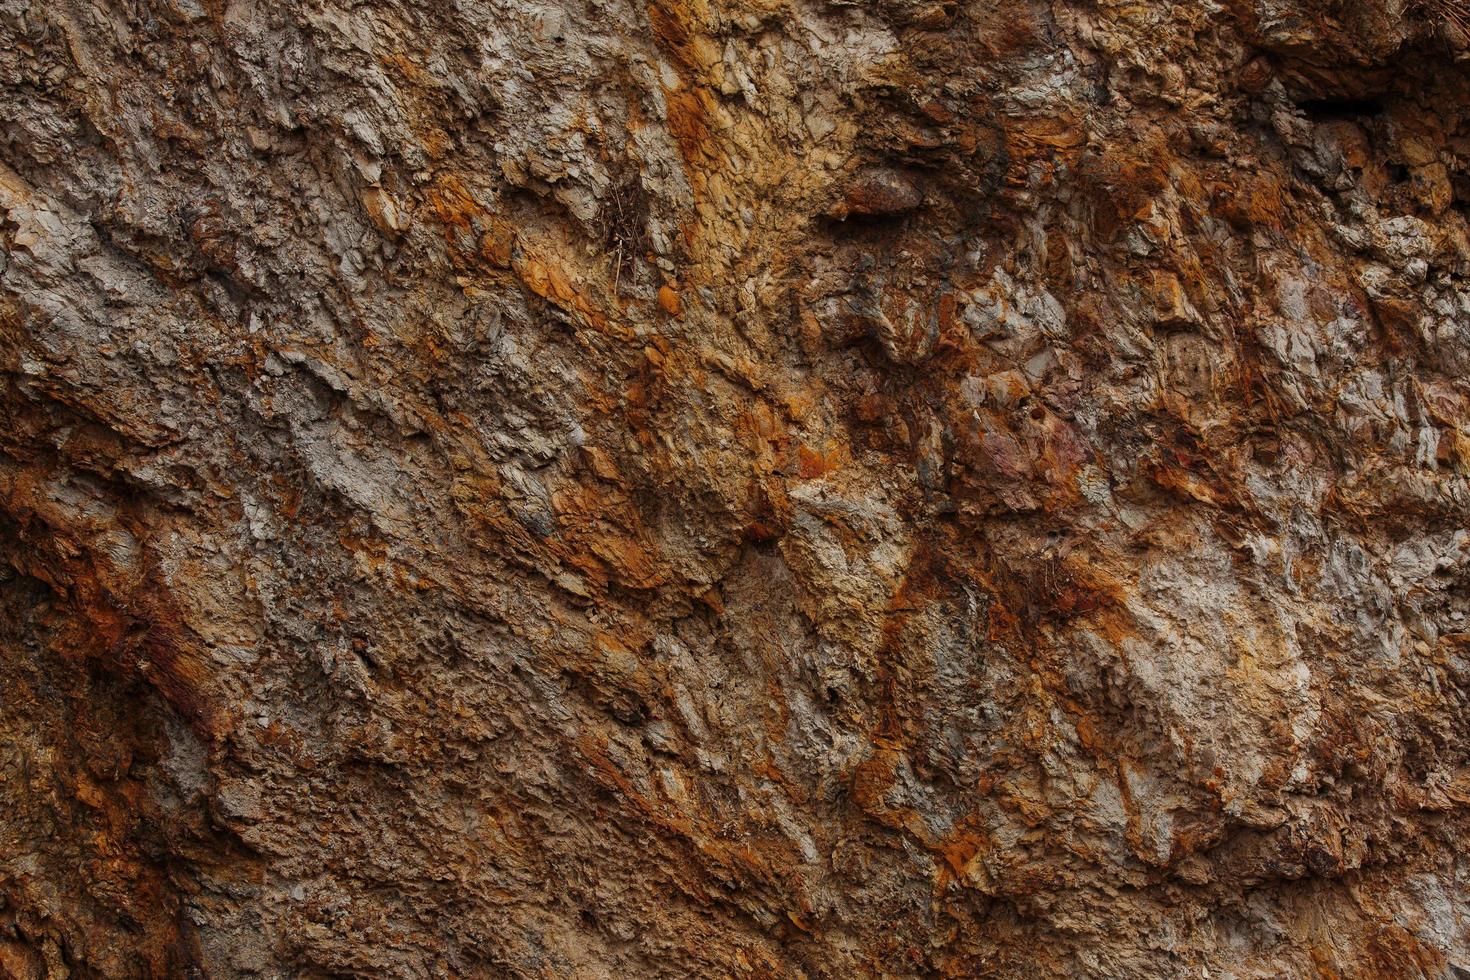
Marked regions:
[3,0,1470,975]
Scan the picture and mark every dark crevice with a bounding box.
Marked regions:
[1296,96,1386,121]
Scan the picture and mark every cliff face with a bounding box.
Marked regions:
[3,0,1470,976]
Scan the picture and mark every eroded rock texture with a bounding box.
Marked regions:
[4,0,1470,975]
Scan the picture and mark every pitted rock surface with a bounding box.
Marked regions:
[4,0,1470,976]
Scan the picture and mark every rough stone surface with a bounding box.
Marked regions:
[4,0,1470,976]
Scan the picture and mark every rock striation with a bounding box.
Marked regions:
[4,0,1470,975]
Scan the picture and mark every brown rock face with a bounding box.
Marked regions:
[4,0,1470,976]
[827,169,925,220]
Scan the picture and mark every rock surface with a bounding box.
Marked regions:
[4,0,1470,976]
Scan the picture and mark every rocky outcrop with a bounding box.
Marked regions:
[3,0,1470,975]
